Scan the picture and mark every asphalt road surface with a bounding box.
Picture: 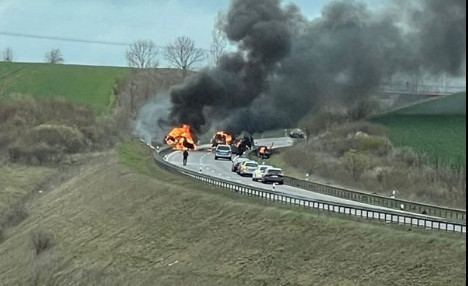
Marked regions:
[165,138,419,213]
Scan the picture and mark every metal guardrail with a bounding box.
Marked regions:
[154,149,466,234]
[284,177,466,223]
[377,84,466,96]
[247,151,466,223]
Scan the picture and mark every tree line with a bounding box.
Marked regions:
[125,33,225,73]
[1,47,64,64]
[1,32,227,73]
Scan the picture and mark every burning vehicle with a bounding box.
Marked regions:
[231,134,255,156]
[164,124,197,150]
[211,131,233,147]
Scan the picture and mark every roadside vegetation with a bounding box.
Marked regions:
[0,97,124,165]
[261,93,466,209]
[0,141,465,286]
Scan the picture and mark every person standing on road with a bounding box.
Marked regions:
[183,149,189,166]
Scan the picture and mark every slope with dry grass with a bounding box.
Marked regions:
[0,142,465,286]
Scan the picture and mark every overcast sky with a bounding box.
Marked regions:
[0,0,384,67]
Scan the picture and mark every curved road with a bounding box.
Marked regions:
[164,138,432,215]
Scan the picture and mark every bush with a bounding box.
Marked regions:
[0,97,121,165]
[9,142,64,165]
[31,230,55,255]
[351,135,392,156]
[341,151,370,181]
[29,124,86,153]
[395,147,419,167]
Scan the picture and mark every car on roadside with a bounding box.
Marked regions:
[262,167,284,185]
[231,157,250,172]
[252,165,273,181]
[215,144,232,160]
[289,128,306,139]
[238,161,259,177]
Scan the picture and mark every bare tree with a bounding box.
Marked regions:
[1,47,14,62]
[45,49,64,64]
[209,13,227,68]
[126,40,159,69]
[164,36,205,76]
[209,29,227,68]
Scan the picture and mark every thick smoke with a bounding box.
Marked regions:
[159,0,466,136]
[167,0,298,134]
[408,0,466,75]
[133,94,172,144]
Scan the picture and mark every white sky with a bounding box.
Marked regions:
[0,0,384,67]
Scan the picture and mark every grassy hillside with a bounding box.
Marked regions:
[373,92,466,166]
[0,62,130,113]
[0,142,465,285]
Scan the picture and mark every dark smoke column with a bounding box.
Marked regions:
[166,0,295,134]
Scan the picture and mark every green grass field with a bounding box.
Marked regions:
[0,62,130,113]
[373,93,466,167]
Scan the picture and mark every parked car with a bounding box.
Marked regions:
[238,161,259,177]
[215,144,232,160]
[262,168,284,185]
[252,165,273,181]
[231,157,250,172]
[289,128,306,139]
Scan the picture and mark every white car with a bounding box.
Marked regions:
[231,157,249,172]
[252,165,273,181]
[238,161,259,177]
[215,144,232,160]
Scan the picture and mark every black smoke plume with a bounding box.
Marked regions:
[160,0,466,136]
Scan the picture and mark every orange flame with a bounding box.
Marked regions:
[165,125,197,150]
[212,131,233,145]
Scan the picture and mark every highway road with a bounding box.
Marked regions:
[164,138,426,214]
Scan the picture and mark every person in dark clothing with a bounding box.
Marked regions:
[183,150,189,166]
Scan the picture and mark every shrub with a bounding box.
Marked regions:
[341,151,370,181]
[1,97,121,165]
[29,124,86,153]
[351,135,392,156]
[9,142,64,164]
[395,147,419,167]
[31,230,55,255]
